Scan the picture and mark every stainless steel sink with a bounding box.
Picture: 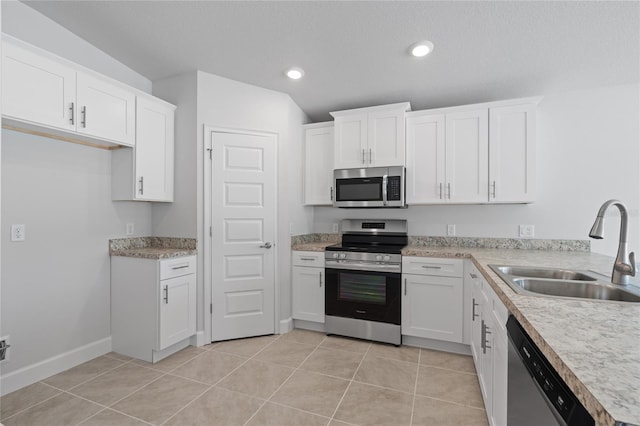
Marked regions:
[494,266,597,281]
[489,264,640,303]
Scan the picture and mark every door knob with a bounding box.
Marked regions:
[260,242,273,249]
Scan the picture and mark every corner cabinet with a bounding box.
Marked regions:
[111,255,196,363]
[291,251,325,323]
[112,96,176,202]
[406,97,540,205]
[304,123,334,205]
[331,102,410,169]
[401,257,464,343]
[466,261,508,426]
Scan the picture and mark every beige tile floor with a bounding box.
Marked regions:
[0,330,488,426]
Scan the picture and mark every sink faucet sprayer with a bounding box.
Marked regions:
[589,199,636,285]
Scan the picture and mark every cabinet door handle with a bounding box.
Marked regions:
[447,183,451,199]
[439,183,443,200]
[472,298,479,321]
[404,278,407,296]
[319,271,322,288]
[139,176,144,195]
[369,148,372,163]
[163,285,169,304]
[69,102,75,125]
[484,324,492,353]
[81,106,87,128]
[469,273,478,279]
[362,149,366,164]
[491,180,496,199]
[171,264,189,270]
[481,320,486,352]
[330,187,333,201]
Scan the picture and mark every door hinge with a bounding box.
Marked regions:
[210,303,213,314]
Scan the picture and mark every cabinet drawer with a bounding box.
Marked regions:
[160,256,196,280]
[402,257,463,277]
[292,251,325,268]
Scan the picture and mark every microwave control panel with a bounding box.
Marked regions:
[387,176,402,201]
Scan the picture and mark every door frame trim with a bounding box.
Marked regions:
[203,125,279,344]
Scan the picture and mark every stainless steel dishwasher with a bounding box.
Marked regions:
[506,316,594,426]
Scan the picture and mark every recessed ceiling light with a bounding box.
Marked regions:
[286,67,305,80]
[410,41,434,58]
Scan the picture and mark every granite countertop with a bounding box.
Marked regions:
[109,237,197,259]
[402,246,640,426]
[291,241,337,251]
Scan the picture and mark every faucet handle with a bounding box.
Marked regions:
[630,251,636,277]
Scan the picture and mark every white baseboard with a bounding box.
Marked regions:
[402,335,471,355]
[279,317,293,334]
[190,331,206,347]
[293,319,326,333]
[0,337,112,396]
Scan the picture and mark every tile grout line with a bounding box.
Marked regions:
[160,333,285,426]
[409,348,422,426]
[0,386,64,423]
[327,340,372,423]
[243,333,330,426]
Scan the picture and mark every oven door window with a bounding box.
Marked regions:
[336,177,383,201]
[325,268,401,325]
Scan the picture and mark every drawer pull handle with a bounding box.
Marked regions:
[300,257,316,261]
[469,273,478,279]
[69,102,75,125]
[421,265,442,269]
[171,264,189,270]
[163,285,169,304]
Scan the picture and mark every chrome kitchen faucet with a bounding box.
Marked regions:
[589,199,636,285]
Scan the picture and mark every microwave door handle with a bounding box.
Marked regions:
[382,175,388,206]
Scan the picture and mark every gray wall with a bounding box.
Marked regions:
[314,83,640,257]
[0,2,153,379]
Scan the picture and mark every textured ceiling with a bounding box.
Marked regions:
[20,1,640,121]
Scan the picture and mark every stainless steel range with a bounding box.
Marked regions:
[324,219,408,345]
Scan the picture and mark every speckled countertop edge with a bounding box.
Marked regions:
[109,237,197,259]
[402,246,640,426]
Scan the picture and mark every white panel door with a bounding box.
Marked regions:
[2,41,76,131]
[292,266,325,323]
[159,274,196,350]
[211,130,276,341]
[489,103,536,203]
[406,114,446,204]
[368,108,406,167]
[304,125,334,205]
[135,96,175,201]
[445,109,488,203]
[76,72,136,145]
[402,274,464,342]
[334,113,368,169]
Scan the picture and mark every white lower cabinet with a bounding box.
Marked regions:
[402,257,464,343]
[292,251,325,323]
[466,261,508,426]
[111,255,196,362]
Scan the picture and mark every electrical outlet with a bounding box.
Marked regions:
[289,223,294,235]
[126,223,134,235]
[332,223,339,233]
[0,335,10,363]
[447,224,456,236]
[11,224,25,242]
[519,225,535,239]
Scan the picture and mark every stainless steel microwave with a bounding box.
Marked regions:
[333,166,406,208]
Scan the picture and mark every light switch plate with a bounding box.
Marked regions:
[333,223,339,233]
[519,225,535,239]
[126,223,134,235]
[447,224,456,236]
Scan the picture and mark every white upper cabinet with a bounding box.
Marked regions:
[76,73,136,146]
[2,40,76,132]
[489,103,537,203]
[331,103,410,169]
[406,97,540,205]
[446,109,489,203]
[304,123,334,205]
[112,96,175,202]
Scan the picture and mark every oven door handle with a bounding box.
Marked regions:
[382,174,388,206]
